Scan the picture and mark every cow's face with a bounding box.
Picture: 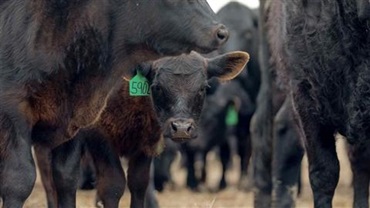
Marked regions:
[138,51,249,143]
[216,2,258,54]
[118,0,229,56]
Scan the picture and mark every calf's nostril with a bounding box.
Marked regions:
[186,125,193,133]
[171,122,178,132]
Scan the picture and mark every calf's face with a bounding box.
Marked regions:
[141,51,249,142]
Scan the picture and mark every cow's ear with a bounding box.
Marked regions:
[137,62,153,78]
[206,51,249,81]
[123,62,153,81]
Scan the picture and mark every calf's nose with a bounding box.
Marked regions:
[170,119,194,138]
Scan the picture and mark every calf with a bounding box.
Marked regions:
[194,1,260,191]
[0,1,229,207]
[36,51,250,208]
[154,2,261,193]
[265,0,370,207]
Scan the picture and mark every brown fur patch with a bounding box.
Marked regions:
[94,81,162,157]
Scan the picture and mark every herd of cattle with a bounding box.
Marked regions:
[0,0,369,208]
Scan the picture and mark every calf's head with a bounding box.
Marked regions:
[137,51,249,142]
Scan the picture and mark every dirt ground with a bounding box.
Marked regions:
[19,139,353,208]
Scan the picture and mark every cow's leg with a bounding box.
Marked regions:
[85,137,125,208]
[301,126,338,208]
[184,149,199,190]
[250,2,274,206]
[51,138,82,208]
[236,117,252,191]
[293,97,339,208]
[250,105,273,208]
[34,145,57,208]
[272,97,304,208]
[200,152,207,184]
[127,152,152,208]
[154,139,177,192]
[0,113,36,208]
[79,142,96,190]
[145,161,159,208]
[348,142,370,208]
[219,142,230,190]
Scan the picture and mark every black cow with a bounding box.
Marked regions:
[181,79,254,191]
[0,1,229,207]
[36,51,250,208]
[249,0,305,207]
[153,2,261,193]
[216,2,260,191]
[264,0,370,207]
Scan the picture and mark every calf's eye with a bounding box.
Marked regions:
[152,85,162,93]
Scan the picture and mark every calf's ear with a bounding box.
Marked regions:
[206,51,249,81]
[123,62,153,81]
[137,62,153,78]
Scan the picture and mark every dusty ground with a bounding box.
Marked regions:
[20,139,353,208]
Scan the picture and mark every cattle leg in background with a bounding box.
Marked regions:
[0,114,36,208]
[272,96,304,207]
[51,139,82,208]
[146,161,159,208]
[347,141,370,208]
[154,139,178,192]
[127,153,152,208]
[236,114,253,191]
[184,148,199,191]
[218,141,231,190]
[250,0,274,206]
[198,142,231,191]
[33,145,57,208]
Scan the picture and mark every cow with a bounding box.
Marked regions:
[183,1,260,192]
[153,2,261,193]
[263,0,370,207]
[0,1,230,207]
[215,2,260,191]
[35,51,250,208]
[180,79,253,191]
[248,0,305,207]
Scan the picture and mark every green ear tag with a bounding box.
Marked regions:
[129,71,150,96]
[226,105,238,126]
